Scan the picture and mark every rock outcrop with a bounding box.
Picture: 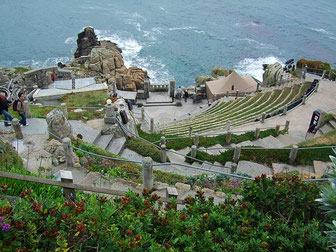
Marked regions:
[46,109,74,140]
[195,75,214,87]
[211,67,228,79]
[74,27,101,58]
[262,62,284,87]
[67,27,150,91]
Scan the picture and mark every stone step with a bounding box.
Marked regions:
[106,137,126,155]
[313,161,324,178]
[238,140,255,147]
[315,130,323,138]
[329,120,336,129]
[94,134,114,150]
[70,120,101,144]
[275,134,304,147]
[254,135,284,148]
[144,103,177,107]
[320,124,334,135]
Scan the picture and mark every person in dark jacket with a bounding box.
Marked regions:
[184,90,189,102]
[0,92,13,127]
[17,92,28,126]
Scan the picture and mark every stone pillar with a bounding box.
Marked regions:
[60,170,76,201]
[233,145,241,163]
[150,118,154,133]
[226,131,232,144]
[231,163,237,174]
[329,70,333,81]
[141,107,145,120]
[161,136,166,145]
[12,118,23,139]
[285,120,290,132]
[112,81,117,95]
[144,80,150,98]
[71,77,76,90]
[226,91,229,97]
[189,126,192,137]
[289,145,298,164]
[226,121,231,131]
[194,134,199,147]
[62,138,74,168]
[283,105,288,115]
[255,128,260,139]
[24,100,32,118]
[235,90,239,100]
[322,70,326,79]
[256,82,260,92]
[315,82,320,92]
[275,124,280,136]
[302,95,307,105]
[104,101,116,124]
[142,157,153,190]
[61,103,68,119]
[161,144,167,163]
[191,145,197,158]
[170,79,175,98]
[261,112,266,123]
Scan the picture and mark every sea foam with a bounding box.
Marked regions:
[235,56,284,82]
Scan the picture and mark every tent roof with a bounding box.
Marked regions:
[206,71,257,95]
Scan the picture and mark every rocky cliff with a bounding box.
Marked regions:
[262,62,283,87]
[66,27,149,91]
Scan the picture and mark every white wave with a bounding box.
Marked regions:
[234,56,284,81]
[329,37,336,41]
[17,57,72,68]
[240,38,277,50]
[65,37,76,44]
[168,26,197,31]
[160,7,166,11]
[234,21,263,28]
[194,29,205,34]
[131,12,146,20]
[311,28,332,34]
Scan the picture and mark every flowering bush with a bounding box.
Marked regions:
[0,175,328,251]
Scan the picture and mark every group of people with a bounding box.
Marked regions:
[177,86,189,102]
[0,92,28,127]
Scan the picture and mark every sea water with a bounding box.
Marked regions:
[0,0,335,86]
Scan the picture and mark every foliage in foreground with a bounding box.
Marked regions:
[0,173,329,251]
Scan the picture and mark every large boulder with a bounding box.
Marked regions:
[68,27,149,91]
[46,109,74,140]
[74,27,101,58]
[262,62,283,87]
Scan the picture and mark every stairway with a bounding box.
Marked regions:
[93,133,126,155]
[315,119,336,137]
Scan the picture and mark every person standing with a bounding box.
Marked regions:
[177,86,182,99]
[184,90,189,102]
[0,92,13,127]
[17,92,28,126]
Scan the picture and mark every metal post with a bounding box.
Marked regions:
[289,145,298,164]
[226,131,232,144]
[322,70,326,79]
[275,124,280,136]
[12,118,23,139]
[62,138,74,168]
[194,134,199,147]
[141,107,145,120]
[60,170,76,201]
[61,103,68,119]
[160,136,166,145]
[189,126,192,137]
[233,145,241,163]
[285,120,290,132]
[255,128,260,139]
[261,112,266,123]
[24,100,32,118]
[302,95,307,105]
[142,157,153,190]
[231,163,237,174]
[170,79,175,98]
[160,144,167,163]
[315,82,320,92]
[150,118,154,133]
[316,111,327,130]
[191,145,197,158]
